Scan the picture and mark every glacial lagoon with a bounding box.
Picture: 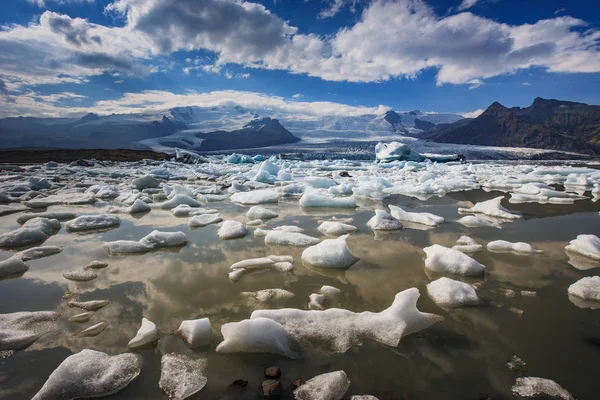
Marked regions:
[1,156,600,399]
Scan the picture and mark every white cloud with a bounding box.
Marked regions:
[462,108,484,118]
[27,0,95,8]
[457,0,478,11]
[318,0,363,19]
[292,93,303,98]
[522,81,531,86]
[554,8,566,16]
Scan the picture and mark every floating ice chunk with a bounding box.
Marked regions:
[0,257,29,278]
[457,215,499,228]
[265,231,320,246]
[128,317,160,348]
[308,293,326,310]
[218,220,248,239]
[305,177,338,189]
[242,289,295,303]
[231,257,275,270]
[294,370,350,400]
[246,219,263,226]
[246,206,279,221]
[389,205,444,227]
[25,192,96,208]
[458,196,520,220]
[0,311,59,350]
[65,214,120,232]
[228,269,246,281]
[253,169,275,184]
[68,312,94,323]
[230,189,279,205]
[318,221,357,236]
[452,236,482,253]
[103,240,152,255]
[511,377,574,400]
[351,396,379,400]
[302,235,358,269]
[565,234,600,260]
[176,318,214,348]
[63,267,97,282]
[74,322,107,338]
[128,199,151,214]
[259,160,279,175]
[189,213,222,227]
[423,245,485,276]
[171,204,218,217]
[16,245,62,261]
[133,174,159,190]
[329,183,355,196]
[160,194,201,209]
[32,350,142,400]
[273,225,304,233]
[278,183,305,196]
[367,210,402,231]
[229,256,294,281]
[0,217,60,248]
[140,230,188,249]
[375,141,422,163]
[86,261,108,269]
[487,240,542,254]
[252,288,442,353]
[160,353,208,400]
[320,285,341,296]
[299,192,357,208]
[426,277,480,307]
[216,317,296,358]
[67,300,110,311]
[17,212,76,225]
[254,228,270,237]
[568,276,600,304]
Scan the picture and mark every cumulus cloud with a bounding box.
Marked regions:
[2,0,600,91]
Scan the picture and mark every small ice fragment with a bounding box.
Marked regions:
[511,377,573,400]
[320,285,341,296]
[458,196,520,220]
[265,231,320,246]
[246,219,263,226]
[65,214,120,232]
[426,277,480,307]
[299,191,357,208]
[0,217,61,248]
[452,236,482,254]
[31,350,142,400]
[507,355,526,371]
[68,312,94,323]
[216,317,296,358]
[74,322,107,338]
[0,257,29,278]
[301,235,359,269]
[423,245,485,276]
[128,317,160,349]
[160,194,201,209]
[241,289,295,303]
[67,300,110,311]
[294,371,350,400]
[133,175,159,190]
[565,234,600,260]
[230,189,279,205]
[457,215,499,228]
[176,318,214,348]
[86,261,108,269]
[389,205,444,227]
[129,199,151,214]
[247,206,279,221]
[217,220,248,239]
[63,267,97,282]
[308,293,326,310]
[273,225,304,233]
[318,221,357,236]
[228,269,246,281]
[568,276,600,302]
[367,210,402,231]
[231,257,275,270]
[487,240,541,254]
[491,288,516,298]
[159,353,208,400]
[188,213,222,227]
[509,307,524,316]
[16,246,62,261]
[17,212,76,225]
[520,291,537,297]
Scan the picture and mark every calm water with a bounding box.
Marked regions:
[1,190,600,399]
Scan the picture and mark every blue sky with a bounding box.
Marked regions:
[1,0,599,119]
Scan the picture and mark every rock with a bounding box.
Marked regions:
[260,379,283,398]
[264,367,281,379]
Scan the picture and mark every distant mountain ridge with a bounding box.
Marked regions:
[426,98,600,155]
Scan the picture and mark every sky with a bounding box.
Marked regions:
[0,0,599,119]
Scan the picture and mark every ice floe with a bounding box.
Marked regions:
[424,245,485,276]
[246,206,279,221]
[175,318,214,348]
[25,192,96,208]
[63,267,97,282]
[0,311,59,350]
[367,210,403,231]
[171,204,218,217]
[229,256,294,281]
[0,217,61,249]
[265,231,320,246]
[242,289,295,303]
[217,220,248,239]
[68,312,94,323]
[252,288,442,353]
[568,276,600,305]
[308,293,326,310]
[67,300,110,311]
[565,234,600,261]
[458,196,520,220]
[301,235,359,269]
[128,317,160,348]
[511,377,573,400]
[230,189,279,205]
[17,211,77,224]
[74,322,107,338]
[0,257,29,278]
[487,240,542,254]
[16,245,62,261]
[317,221,357,236]
[426,277,480,307]
[299,191,357,208]
[159,353,208,400]
[389,205,444,227]
[188,213,222,227]
[216,317,297,358]
[159,194,201,209]
[452,236,482,253]
[294,370,350,400]
[457,215,500,228]
[65,214,120,232]
[104,230,187,255]
[133,174,159,190]
[32,350,142,400]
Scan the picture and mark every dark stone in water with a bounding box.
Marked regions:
[218,380,249,400]
[339,171,352,178]
[260,379,282,398]
[264,366,281,379]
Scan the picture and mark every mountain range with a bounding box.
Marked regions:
[0,98,598,156]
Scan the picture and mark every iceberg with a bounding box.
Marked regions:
[246,206,279,221]
[423,245,485,276]
[301,235,359,269]
[568,276,600,303]
[32,350,142,400]
[375,141,462,163]
[367,210,403,231]
[565,234,600,260]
